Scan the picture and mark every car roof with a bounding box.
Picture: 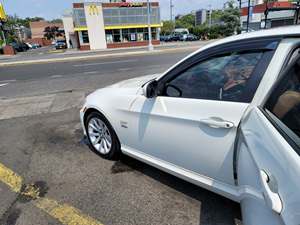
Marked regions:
[196,25,300,54]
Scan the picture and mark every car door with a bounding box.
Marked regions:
[237,56,300,225]
[123,39,278,186]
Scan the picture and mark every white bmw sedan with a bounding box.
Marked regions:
[80,26,300,225]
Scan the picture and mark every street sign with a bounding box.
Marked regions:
[0,3,6,21]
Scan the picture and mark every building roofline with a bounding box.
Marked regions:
[72,2,159,9]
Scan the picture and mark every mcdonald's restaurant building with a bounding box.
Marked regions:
[62,2,161,50]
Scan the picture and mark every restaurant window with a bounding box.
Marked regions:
[105,28,157,43]
[81,31,89,44]
[122,29,129,42]
[103,7,161,26]
[112,29,121,42]
[106,30,113,44]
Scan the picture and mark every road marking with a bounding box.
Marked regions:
[51,75,63,78]
[73,59,138,67]
[0,79,16,83]
[35,198,103,225]
[0,83,9,87]
[147,65,162,69]
[118,68,131,71]
[0,163,23,193]
[84,71,98,75]
[0,162,104,225]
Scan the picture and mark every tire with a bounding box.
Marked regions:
[85,111,121,160]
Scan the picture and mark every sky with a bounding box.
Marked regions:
[1,0,228,20]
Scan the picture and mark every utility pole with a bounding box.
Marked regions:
[170,0,175,31]
[264,0,268,29]
[147,0,153,51]
[295,1,300,25]
[209,4,212,28]
[246,0,251,32]
[170,0,173,22]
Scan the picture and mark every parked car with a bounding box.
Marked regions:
[33,43,41,48]
[163,33,182,42]
[20,42,29,51]
[163,35,173,42]
[25,43,40,49]
[25,42,33,49]
[55,40,67,50]
[10,42,26,52]
[181,34,199,41]
[160,35,169,42]
[80,26,300,225]
[170,33,181,41]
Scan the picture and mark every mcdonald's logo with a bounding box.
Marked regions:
[0,3,7,21]
[89,4,99,16]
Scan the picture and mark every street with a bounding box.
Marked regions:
[0,44,242,225]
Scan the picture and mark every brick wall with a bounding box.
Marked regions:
[30,21,64,39]
[26,38,52,46]
[107,40,160,48]
[79,45,91,51]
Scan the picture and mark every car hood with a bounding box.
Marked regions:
[108,74,160,89]
[87,74,161,100]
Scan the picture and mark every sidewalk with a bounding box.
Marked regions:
[0,41,213,67]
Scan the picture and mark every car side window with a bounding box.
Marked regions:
[265,59,300,142]
[163,51,263,102]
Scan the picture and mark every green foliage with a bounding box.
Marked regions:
[44,26,64,40]
[175,14,195,29]
[190,25,209,40]
[50,19,63,24]
[2,15,62,42]
[163,0,240,40]
[161,20,174,35]
[4,15,44,28]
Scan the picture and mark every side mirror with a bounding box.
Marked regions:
[142,80,158,98]
[165,84,182,97]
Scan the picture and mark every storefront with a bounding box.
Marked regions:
[240,1,297,31]
[63,2,161,50]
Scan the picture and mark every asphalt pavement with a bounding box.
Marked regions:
[0,43,242,225]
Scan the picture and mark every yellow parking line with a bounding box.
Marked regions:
[35,198,103,225]
[0,162,104,225]
[0,163,23,193]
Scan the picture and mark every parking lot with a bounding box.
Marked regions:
[0,46,242,225]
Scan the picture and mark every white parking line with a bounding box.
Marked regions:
[0,83,9,87]
[118,68,131,71]
[73,59,138,67]
[84,71,99,75]
[51,75,63,78]
[0,79,16,83]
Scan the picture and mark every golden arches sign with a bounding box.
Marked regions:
[89,4,99,16]
[0,3,7,21]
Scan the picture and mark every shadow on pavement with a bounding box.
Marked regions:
[115,154,242,225]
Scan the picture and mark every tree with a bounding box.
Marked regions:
[44,26,64,40]
[220,0,241,36]
[162,1,240,40]
[50,19,63,24]
[175,14,195,29]
[161,20,174,35]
